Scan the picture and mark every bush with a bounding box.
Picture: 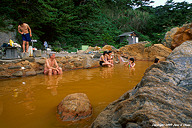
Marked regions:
[144,42,153,47]
[52,46,62,52]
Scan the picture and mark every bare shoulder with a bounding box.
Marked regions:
[45,58,49,62]
[23,23,29,26]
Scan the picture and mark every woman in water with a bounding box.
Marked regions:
[100,51,113,67]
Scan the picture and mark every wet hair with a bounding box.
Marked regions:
[154,58,159,63]
[49,53,55,58]
[129,58,134,62]
[108,51,112,54]
[19,21,23,25]
[103,51,108,55]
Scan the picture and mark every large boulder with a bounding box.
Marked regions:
[92,41,192,128]
[102,45,117,52]
[119,43,172,61]
[163,23,192,49]
[57,93,92,121]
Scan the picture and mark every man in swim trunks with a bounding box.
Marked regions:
[44,53,63,75]
[18,21,32,53]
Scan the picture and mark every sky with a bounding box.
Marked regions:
[150,0,192,7]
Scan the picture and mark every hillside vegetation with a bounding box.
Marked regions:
[0,0,191,50]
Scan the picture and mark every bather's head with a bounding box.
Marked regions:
[49,53,55,59]
[108,51,112,55]
[103,51,108,56]
[154,58,160,63]
[19,21,23,26]
[129,58,134,63]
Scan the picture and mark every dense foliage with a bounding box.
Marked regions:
[0,0,191,49]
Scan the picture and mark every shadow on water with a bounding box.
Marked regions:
[0,61,153,128]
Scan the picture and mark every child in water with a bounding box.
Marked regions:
[154,58,160,63]
[126,58,135,68]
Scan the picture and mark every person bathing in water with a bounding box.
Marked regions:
[100,51,113,67]
[44,53,62,75]
[126,58,135,68]
[154,58,160,63]
[107,51,114,64]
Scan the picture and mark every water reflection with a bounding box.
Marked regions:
[22,83,36,111]
[45,75,63,96]
[125,66,135,76]
[100,67,114,79]
[0,101,3,116]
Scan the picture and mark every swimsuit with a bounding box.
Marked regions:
[22,33,31,42]
[129,62,135,68]
[99,61,104,66]
[99,55,107,66]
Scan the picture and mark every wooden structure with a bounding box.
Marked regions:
[119,31,139,44]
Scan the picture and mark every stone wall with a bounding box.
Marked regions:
[91,41,192,128]
[0,54,100,79]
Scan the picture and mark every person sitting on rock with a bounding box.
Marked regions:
[154,58,160,63]
[44,53,62,75]
[99,51,113,67]
[107,51,114,64]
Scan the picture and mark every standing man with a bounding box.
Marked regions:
[18,21,32,53]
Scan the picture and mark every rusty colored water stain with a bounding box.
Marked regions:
[0,61,153,128]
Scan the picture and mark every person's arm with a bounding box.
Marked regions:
[46,59,51,69]
[54,60,59,69]
[107,55,110,60]
[18,26,23,34]
[27,24,32,37]
[132,63,135,68]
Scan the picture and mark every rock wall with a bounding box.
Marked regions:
[119,43,172,61]
[163,23,192,49]
[0,54,100,79]
[0,30,17,46]
[91,41,192,128]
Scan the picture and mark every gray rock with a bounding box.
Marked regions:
[25,70,37,76]
[34,50,41,57]
[0,67,4,71]
[93,53,102,58]
[24,65,31,69]
[0,74,11,78]
[12,71,23,77]
[0,30,17,46]
[74,62,82,67]
[35,58,45,65]
[36,70,44,74]
[64,64,73,69]
[8,66,21,69]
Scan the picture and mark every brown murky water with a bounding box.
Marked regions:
[0,61,153,128]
